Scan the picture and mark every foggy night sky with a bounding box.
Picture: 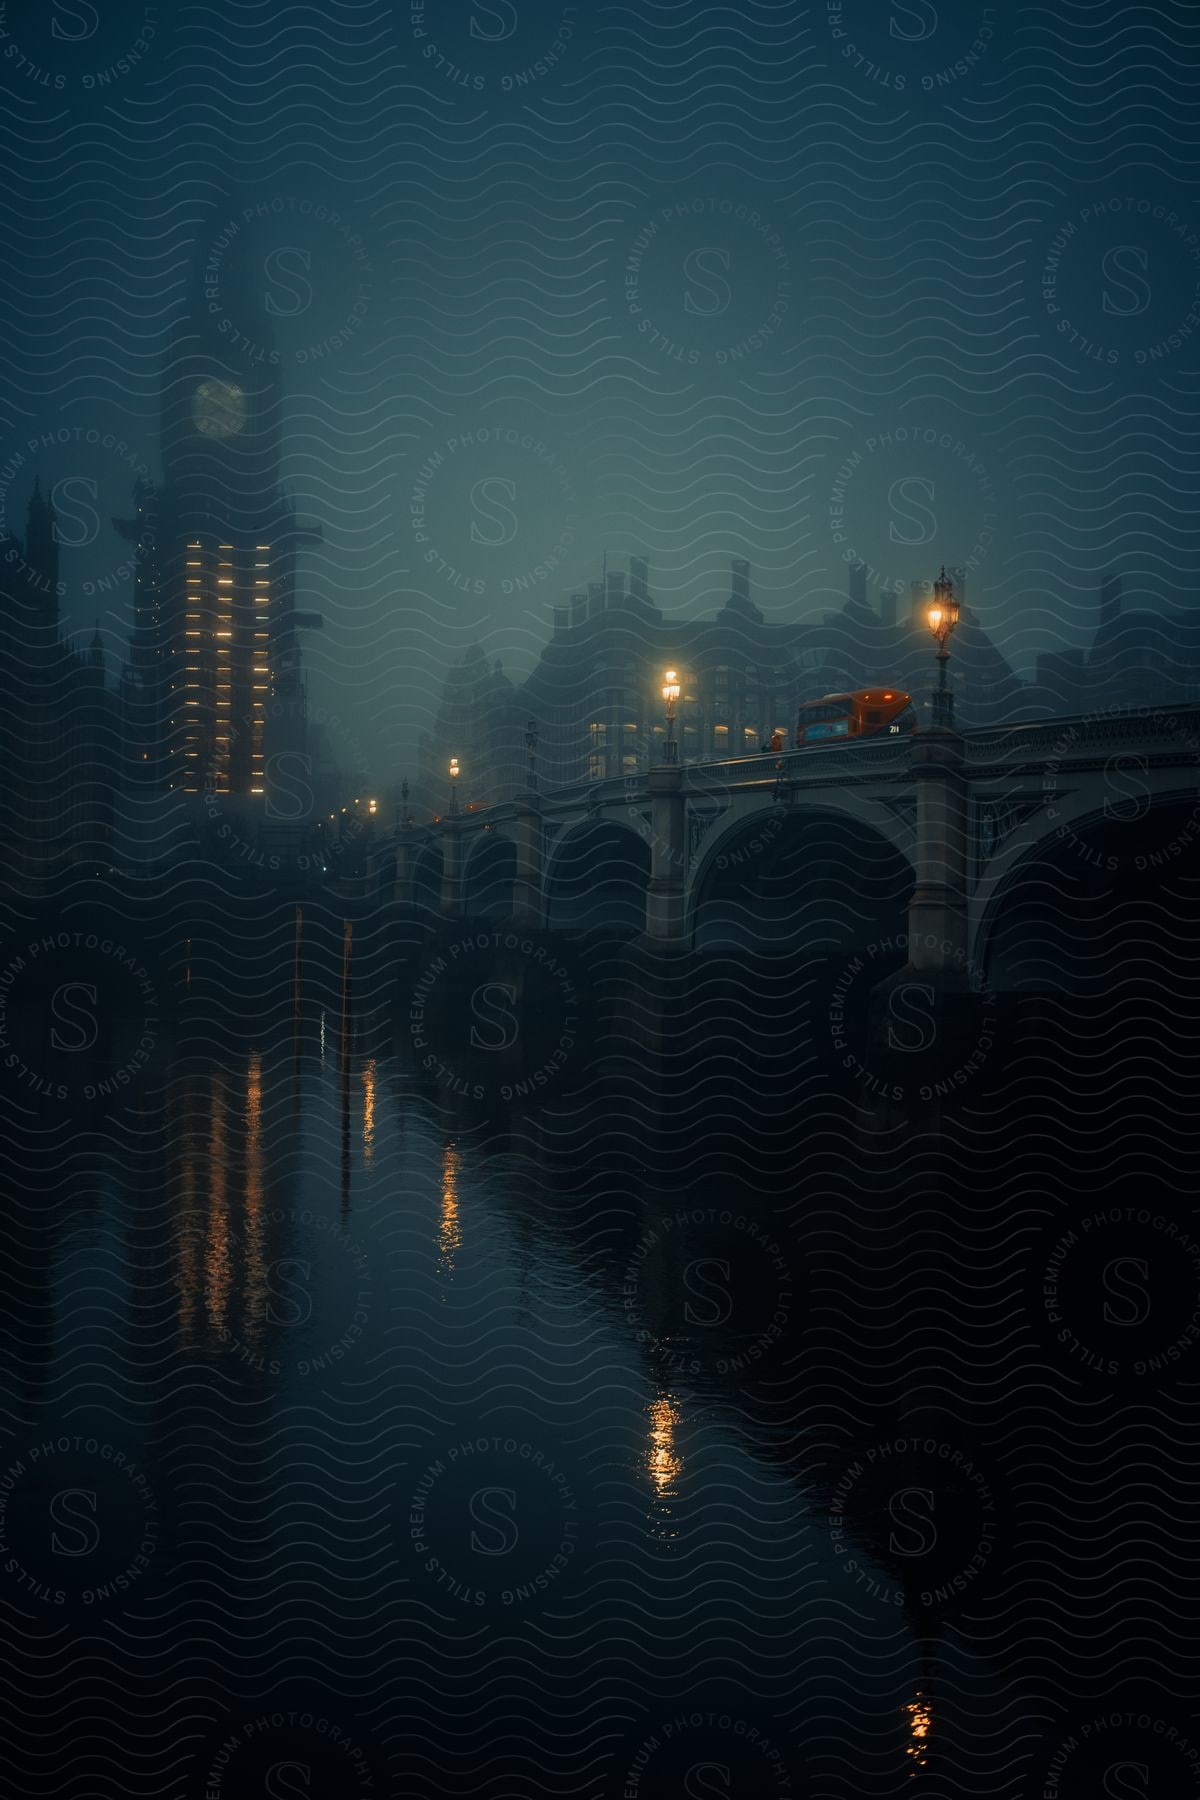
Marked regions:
[1,0,1199,779]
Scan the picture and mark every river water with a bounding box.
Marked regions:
[1,892,1198,1798]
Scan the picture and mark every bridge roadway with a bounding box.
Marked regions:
[377,706,1200,978]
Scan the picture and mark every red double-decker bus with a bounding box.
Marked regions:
[794,689,916,747]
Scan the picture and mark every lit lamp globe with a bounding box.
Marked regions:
[926,568,961,728]
[661,669,681,763]
[926,569,960,645]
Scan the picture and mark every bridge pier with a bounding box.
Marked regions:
[907,728,969,979]
[440,823,465,918]
[392,831,416,906]
[511,794,544,927]
[644,764,687,942]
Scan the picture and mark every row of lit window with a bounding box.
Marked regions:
[583,723,785,773]
[586,694,789,718]
[589,721,774,742]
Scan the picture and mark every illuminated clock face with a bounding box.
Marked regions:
[192,378,246,439]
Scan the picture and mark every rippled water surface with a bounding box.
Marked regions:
[0,993,972,1796]
[4,915,1199,1799]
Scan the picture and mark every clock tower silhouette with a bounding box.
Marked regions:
[160,226,286,543]
[123,194,321,805]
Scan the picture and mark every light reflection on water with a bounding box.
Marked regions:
[647,1392,683,1497]
[175,1059,273,1358]
[17,1028,945,1787]
[361,1058,377,1170]
[168,1047,703,1514]
[645,1390,684,1540]
[438,1139,463,1277]
[202,1072,230,1343]
[905,1690,933,1770]
[242,1053,269,1347]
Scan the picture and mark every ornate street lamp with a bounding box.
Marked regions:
[449,756,460,816]
[401,776,412,828]
[926,567,961,729]
[661,669,681,764]
[525,716,539,792]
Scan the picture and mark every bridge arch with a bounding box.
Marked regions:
[689,799,914,955]
[544,820,650,932]
[976,786,1200,991]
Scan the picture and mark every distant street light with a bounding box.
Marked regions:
[926,567,961,729]
[449,756,460,816]
[662,669,681,764]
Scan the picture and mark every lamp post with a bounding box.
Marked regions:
[926,567,961,730]
[449,756,460,817]
[401,776,411,828]
[525,716,538,792]
[662,669,681,764]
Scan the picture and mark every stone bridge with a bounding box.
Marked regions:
[377,708,1200,985]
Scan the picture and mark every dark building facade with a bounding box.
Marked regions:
[1031,576,1200,717]
[419,556,1029,808]
[0,485,118,892]
[416,647,527,815]
[522,556,828,791]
